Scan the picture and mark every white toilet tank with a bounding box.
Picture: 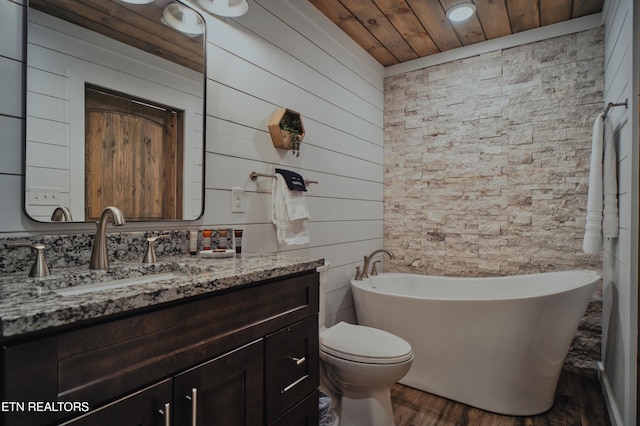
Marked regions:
[316,263,330,329]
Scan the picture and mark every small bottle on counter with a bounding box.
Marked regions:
[218,229,228,249]
[202,229,212,250]
[234,229,243,253]
[189,230,198,255]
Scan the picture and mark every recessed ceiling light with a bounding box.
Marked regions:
[446,3,476,22]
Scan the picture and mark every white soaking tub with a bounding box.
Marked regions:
[350,270,600,415]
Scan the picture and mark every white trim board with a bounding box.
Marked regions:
[599,362,624,426]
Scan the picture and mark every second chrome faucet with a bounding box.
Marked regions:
[90,206,126,270]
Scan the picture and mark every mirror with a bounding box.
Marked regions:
[25,0,206,222]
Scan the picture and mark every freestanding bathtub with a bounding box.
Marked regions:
[350,270,600,416]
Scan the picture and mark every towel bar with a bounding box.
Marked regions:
[603,99,628,118]
[250,171,318,185]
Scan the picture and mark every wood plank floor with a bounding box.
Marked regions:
[391,370,610,425]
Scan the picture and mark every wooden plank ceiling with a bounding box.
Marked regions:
[309,0,604,66]
[29,0,204,73]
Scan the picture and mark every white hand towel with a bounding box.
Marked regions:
[583,112,619,254]
[583,113,604,253]
[271,174,310,246]
[281,179,310,222]
[602,115,618,238]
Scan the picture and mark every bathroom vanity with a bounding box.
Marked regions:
[0,253,323,426]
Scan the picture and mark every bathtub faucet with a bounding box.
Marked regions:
[358,249,395,280]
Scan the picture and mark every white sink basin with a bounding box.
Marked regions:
[53,271,187,296]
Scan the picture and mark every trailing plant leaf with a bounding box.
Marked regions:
[290,134,301,157]
[279,115,303,156]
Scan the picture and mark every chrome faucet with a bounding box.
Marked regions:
[90,206,126,270]
[6,243,51,277]
[370,260,381,276]
[142,234,172,264]
[358,248,395,280]
[51,206,73,222]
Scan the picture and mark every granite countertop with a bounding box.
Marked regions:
[0,253,324,339]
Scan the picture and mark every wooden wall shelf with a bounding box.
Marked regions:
[268,108,305,152]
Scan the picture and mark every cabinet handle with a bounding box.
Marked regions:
[186,387,198,426]
[159,402,171,426]
[291,356,306,366]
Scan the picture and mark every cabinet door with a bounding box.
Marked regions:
[174,340,264,426]
[59,379,172,426]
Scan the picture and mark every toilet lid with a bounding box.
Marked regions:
[319,322,413,364]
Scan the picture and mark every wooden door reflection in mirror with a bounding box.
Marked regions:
[85,85,184,221]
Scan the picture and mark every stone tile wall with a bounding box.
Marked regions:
[383,28,604,375]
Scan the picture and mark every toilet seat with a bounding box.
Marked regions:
[320,322,413,364]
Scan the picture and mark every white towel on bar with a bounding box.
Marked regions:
[271,173,310,246]
[583,113,618,253]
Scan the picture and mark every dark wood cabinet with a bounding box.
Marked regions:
[1,271,319,426]
[59,380,173,426]
[269,391,320,426]
[174,340,264,426]
[265,316,319,424]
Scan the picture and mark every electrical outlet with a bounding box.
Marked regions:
[28,187,62,206]
[231,187,245,213]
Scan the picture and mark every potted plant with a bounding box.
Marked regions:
[268,108,305,156]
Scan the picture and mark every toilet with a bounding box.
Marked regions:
[317,263,413,426]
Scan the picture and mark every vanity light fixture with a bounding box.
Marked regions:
[162,2,205,36]
[446,2,476,22]
[196,0,249,17]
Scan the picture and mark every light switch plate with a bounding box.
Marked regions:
[231,187,245,213]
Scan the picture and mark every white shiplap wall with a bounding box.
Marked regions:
[0,0,385,326]
[600,0,638,425]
